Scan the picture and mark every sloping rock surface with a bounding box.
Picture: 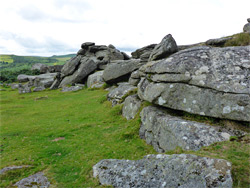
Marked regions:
[138,46,250,121]
[107,83,137,106]
[140,106,232,152]
[93,154,232,188]
[102,59,142,84]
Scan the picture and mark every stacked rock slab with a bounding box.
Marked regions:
[128,70,140,86]
[140,106,233,152]
[107,83,137,106]
[93,154,232,188]
[131,44,156,62]
[102,59,142,84]
[54,42,127,88]
[138,46,250,122]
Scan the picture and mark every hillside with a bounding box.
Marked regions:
[0,54,75,71]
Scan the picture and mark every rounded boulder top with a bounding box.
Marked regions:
[247,18,250,23]
[81,42,95,49]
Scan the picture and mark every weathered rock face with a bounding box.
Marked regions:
[131,44,156,62]
[59,58,97,87]
[87,71,105,88]
[31,63,63,73]
[128,70,140,86]
[14,172,50,188]
[93,154,232,188]
[107,83,137,106]
[55,42,126,88]
[140,106,232,152]
[102,59,142,84]
[149,34,178,61]
[138,46,250,122]
[122,94,142,120]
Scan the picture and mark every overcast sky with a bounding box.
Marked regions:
[0,0,249,56]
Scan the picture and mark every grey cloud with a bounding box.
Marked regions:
[18,5,47,22]
[117,47,137,53]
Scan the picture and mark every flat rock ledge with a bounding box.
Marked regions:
[93,154,232,188]
[138,46,250,122]
[140,106,232,152]
[14,172,50,188]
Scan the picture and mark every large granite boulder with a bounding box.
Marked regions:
[14,172,50,188]
[122,94,142,120]
[11,83,22,89]
[107,83,137,106]
[148,34,178,61]
[59,58,97,87]
[102,59,142,84]
[93,154,232,188]
[140,106,233,152]
[87,71,105,88]
[243,18,250,33]
[61,56,82,77]
[138,46,250,122]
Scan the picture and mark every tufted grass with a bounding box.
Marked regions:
[0,87,249,187]
[224,32,250,47]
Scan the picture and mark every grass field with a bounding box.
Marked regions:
[0,87,249,187]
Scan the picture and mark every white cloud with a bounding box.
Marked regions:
[0,0,249,56]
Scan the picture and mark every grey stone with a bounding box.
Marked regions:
[243,23,250,33]
[107,83,137,106]
[93,154,232,188]
[178,42,205,51]
[59,57,97,87]
[17,74,35,82]
[206,37,233,46]
[11,83,22,89]
[31,63,48,73]
[122,94,142,120]
[248,18,250,23]
[138,46,250,121]
[121,52,130,60]
[102,59,142,84]
[131,44,156,59]
[18,84,31,94]
[47,65,63,73]
[14,172,50,188]
[87,71,105,88]
[81,42,95,49]
[33,86,46,92]
[140,106,232,152]
[61,86,83,92]
[149,34,178,61]
[61,55,81,77]
[128,77,140,86]
[0,165,31,175]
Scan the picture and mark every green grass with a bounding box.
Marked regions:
[0,55,14,63]
[224,33,250,47]
[0,88,249,187]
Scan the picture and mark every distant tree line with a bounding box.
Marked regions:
[0,69,40,83]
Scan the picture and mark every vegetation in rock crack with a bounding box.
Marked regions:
[224,33,250,46]
[0,87,249,187]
